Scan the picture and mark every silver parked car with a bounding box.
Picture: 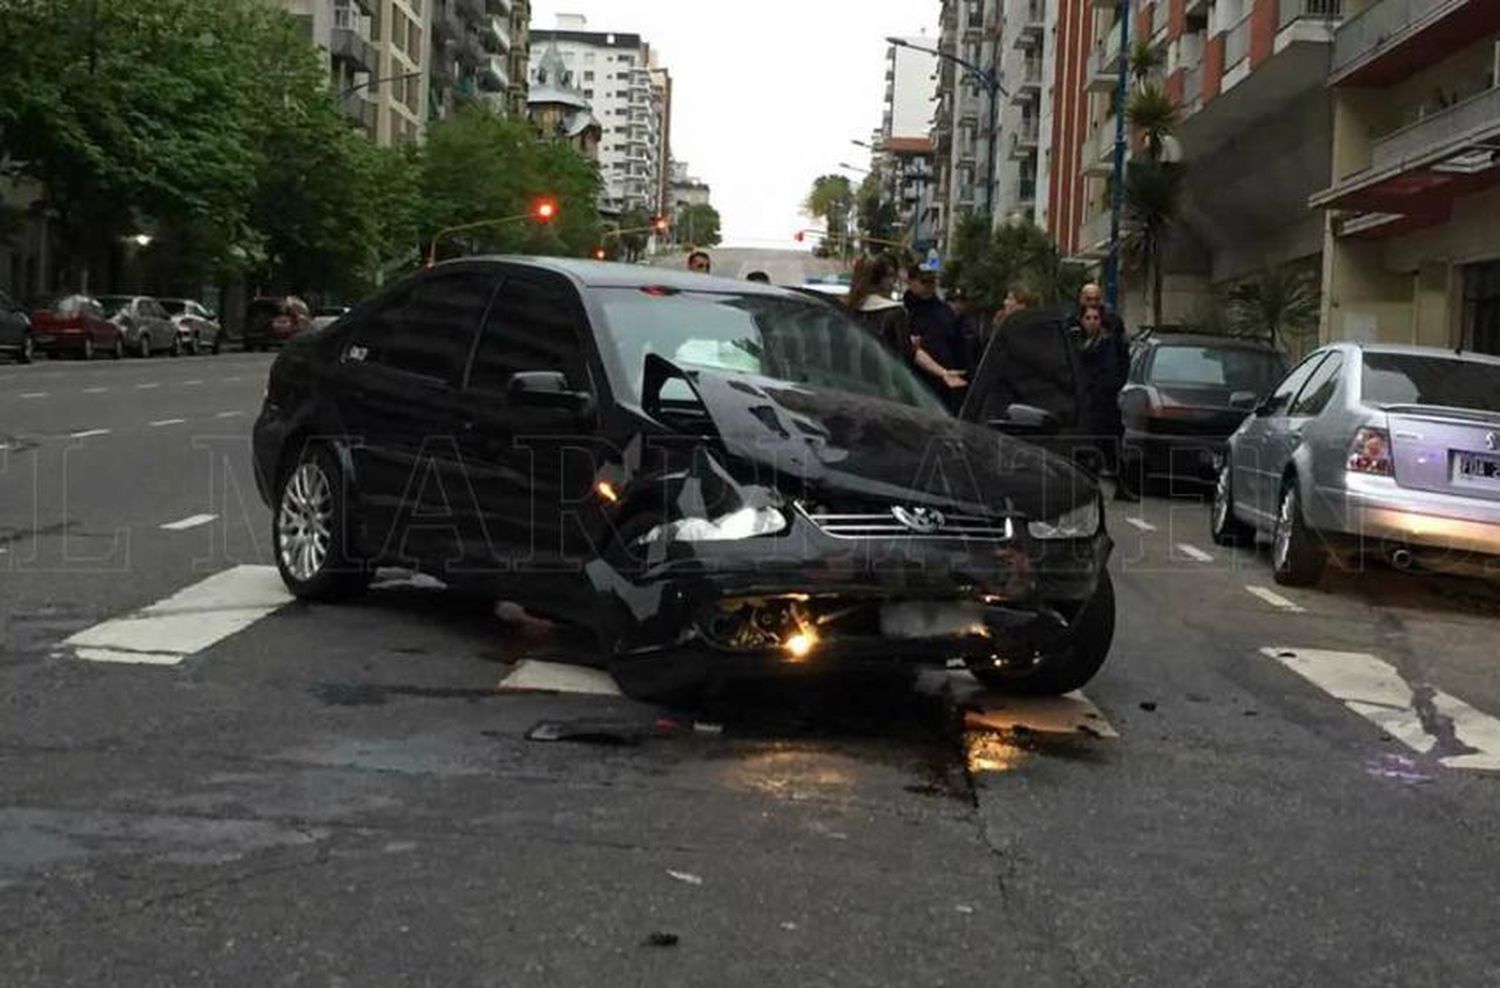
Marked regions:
[1212,343,1500,585]
[97,295,180,357]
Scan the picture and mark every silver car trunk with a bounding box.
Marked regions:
[1386,406,1500,503]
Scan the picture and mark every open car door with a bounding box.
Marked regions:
[958,305,1089,458]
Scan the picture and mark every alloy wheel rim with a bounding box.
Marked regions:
[277,462,333,583]
[22,337,32,360]
[1273,491,1294,570]
[1213,467,1231,532]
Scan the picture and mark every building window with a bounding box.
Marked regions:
[583,71,594,81]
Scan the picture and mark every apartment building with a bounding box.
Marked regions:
[268,1,383,139]
[669,163,712,212]
[530,17,673,217]
[1310,0,1500,354]
[932,0,997,250]
[997,0,1052,228]
[1070,0,1344,324]
[874,38,940,249]
[429,0,532,125]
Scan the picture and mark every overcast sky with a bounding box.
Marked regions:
[529,0,940,248]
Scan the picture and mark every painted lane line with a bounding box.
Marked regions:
[65,565,291,667]
[1263,647,1500,772]
[1245,585,1306,614]
[135,382,161,390]
[160,513,218,532]
[214,410,244,419]
[498,659,623,696]
[82,387,109,394]
[220,376,243,383]
[150,418,187,427]
[183,380,204,386]
[19,392,47,399]
[1176,543,1215,563]
[69,428,111,439]
[1124,517,1157,533]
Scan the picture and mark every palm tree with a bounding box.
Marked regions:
[1129,40,1166,88]
[804,174,855,259]
[1229,264,1322,353]
[1126,84,1179,161]
[1122,161,1184,330]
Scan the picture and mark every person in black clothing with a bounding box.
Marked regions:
[903,267,968,409]
[845,254,911,359]
[947,286,988,374]
[1074,302,1139,501]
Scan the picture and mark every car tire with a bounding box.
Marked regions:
[187,334,199,356]
[211,336,222,355]
[81,337,94,361]
[170,335,183,358]
[1210,460,1254,547]
[1272,480,1326,588]
[137,334,151,358]
[968,570,1116,696]
[111,335,125,360]
[272,443,370,602]
[17,335,33,364]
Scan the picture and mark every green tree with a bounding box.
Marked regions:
[944,216,1087,314]
[675,202,722,248]
[611,206,653,261]
[1229,263,1322,353]
[804,174,854,257]
[856,173,898,248]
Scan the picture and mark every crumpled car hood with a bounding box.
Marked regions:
[673,367,1096,521]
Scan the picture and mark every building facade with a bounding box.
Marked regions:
[530,17,672,217]
[932,1,997,251]
[526,44,602,158]
[429,0,532,127]
[669,162,713,212]
[1312,0,1500,354]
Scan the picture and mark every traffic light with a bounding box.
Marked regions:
[593,247,607,260]
[652,216,669,234]
[794,230,805,243]
[534,198,558,222]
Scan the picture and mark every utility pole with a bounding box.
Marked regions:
[1106,0,1132,311]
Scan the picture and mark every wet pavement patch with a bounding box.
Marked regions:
[310,683,499,707]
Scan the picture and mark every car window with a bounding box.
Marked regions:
[467,272,588,395]
[1289,353,1344,417]
[348,271,495,384]
[160,300,186,315]
[1148,345,1285,393]
[1361,352,1500,413]
[1263,353,1327,416]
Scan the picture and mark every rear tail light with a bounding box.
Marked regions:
[1347,426,1392,476]
[272,315,293,335]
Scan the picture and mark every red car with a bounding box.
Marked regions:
[30,294,126,360]
[243,296,312,352]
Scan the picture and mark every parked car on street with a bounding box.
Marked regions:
[253,259,1115,700]
[243,296,312,351]
[1213,343,1500,585]
[310,305,350,332]
[1121,333,1286,487]
[97,295,179,358]
[0,289,34,364]
[160,298,223,354]
[29,294,125,360]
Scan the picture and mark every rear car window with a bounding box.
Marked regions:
[1361,352,1500,413]
[1149,345,1285,393]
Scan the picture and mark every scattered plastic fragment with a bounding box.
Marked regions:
[693,721,725,735]
[780,921,798,931]
[644,932,680,948]
[525,719,646,746]
[1366,753,1433,785]
[955,905,975,915]
[1139,701,1158,712]
[667,870,704,886]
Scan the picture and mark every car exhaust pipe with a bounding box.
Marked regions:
[1389,547,1414,571]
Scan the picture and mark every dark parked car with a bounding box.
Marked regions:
[160,298,223,354]
[310,305,351,332]
[0,289,33,363]
[96,295,180,357]
[30,294,126,360]
[1120,333,1286,486]
[244,296,312,351]
[253,260,1115,699]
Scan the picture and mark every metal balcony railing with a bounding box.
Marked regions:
[481,14,510,52]
[1151,0,1169,37]
[1224,14,1252,70]
[1183,62,1204,113]
[1333,0,1460,78]
[1079,209,1113,253]
[1370,84,1500,173]
[1278,0,1343,29]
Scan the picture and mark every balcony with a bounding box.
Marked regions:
[1013,1,1046,50]
[1083,118,1120,177]
[431,4,463,43]
[487,0,512,15]
[329,27,375,73]
[1011,178,1038,206]
[1183,61,1204,116]
[1224,14,1252,74]
[480,14,510,52]
[1089,29,1124,89]
[1149,1,1170,42]
[1312,84,1500,223]
[338,90,377,130]
[478,54,509,92]
[1331,0,1496,87]
[1077,208,1114,260]
[347,0,375,13]
[455,0,486,20]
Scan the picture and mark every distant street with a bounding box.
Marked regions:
[647,247,847,284]
[4,352,1500,984]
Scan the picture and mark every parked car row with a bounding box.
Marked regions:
[0,291,326,363]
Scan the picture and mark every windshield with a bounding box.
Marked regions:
[596,288,945,413]
[96,296,132,316]
[1149,345,1285,393]
[159,300,187,315]
[1362,352,1500,413]
[47,295,89,314]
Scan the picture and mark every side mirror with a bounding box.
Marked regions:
[988,402,1059,436]
[507,371,594,416]
[1229,390,1260,410]
[1253,397,1280,418]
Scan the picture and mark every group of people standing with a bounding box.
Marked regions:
[843,254,1137,499]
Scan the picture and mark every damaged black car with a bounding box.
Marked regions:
[252,259,1115,698]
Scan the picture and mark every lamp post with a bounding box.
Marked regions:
[1105,0,1132,312]
[888,37,1005,220]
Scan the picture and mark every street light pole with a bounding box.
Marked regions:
[1105,0,1132,312]
[888,38,1005,220]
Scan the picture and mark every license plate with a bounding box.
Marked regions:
[1455,451,1500,485]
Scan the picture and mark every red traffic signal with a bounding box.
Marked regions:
[592,247,607,260]
[794,230,805,243]
[534,199,558,222]
[652,216,669,233]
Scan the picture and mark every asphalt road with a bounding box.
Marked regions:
[3,350,1500,986]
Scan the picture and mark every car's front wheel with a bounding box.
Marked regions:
[273,444,370,601]
[17,335,33,364]
[111,334,125,360]
[1210,460,1254,547]
[968,570,1116,696]
[1272,481,1326,587]
[136,334,151,358]
[81,336,94,361]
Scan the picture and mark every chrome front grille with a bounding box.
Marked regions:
[797,504,1015,541]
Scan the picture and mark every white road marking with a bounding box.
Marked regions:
[498,659,623,696]
[150,418,187,427]
[82,387,109,394]
[1263,647,1500,772]
[65,565,291,667]
[20,392,47,399]
[1176,543,1215,563]
[1245,585,1306,613]
[159,513,218,532]
[69,428,110,439]
[1124,517,1157,532]
[183,380,204,386]
[220,376,243,382]
[135,382,160,390]
[214,410,244,419]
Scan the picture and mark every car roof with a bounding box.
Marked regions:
[1343,342,1500,366]
[437,256,800,298]
[1139,332,1280,352]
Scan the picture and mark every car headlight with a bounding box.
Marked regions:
[636,506,788,544]
[1027,498,1101,541]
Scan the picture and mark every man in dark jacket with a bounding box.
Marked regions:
[904,267,969,410]
[1074,302,1138,501]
